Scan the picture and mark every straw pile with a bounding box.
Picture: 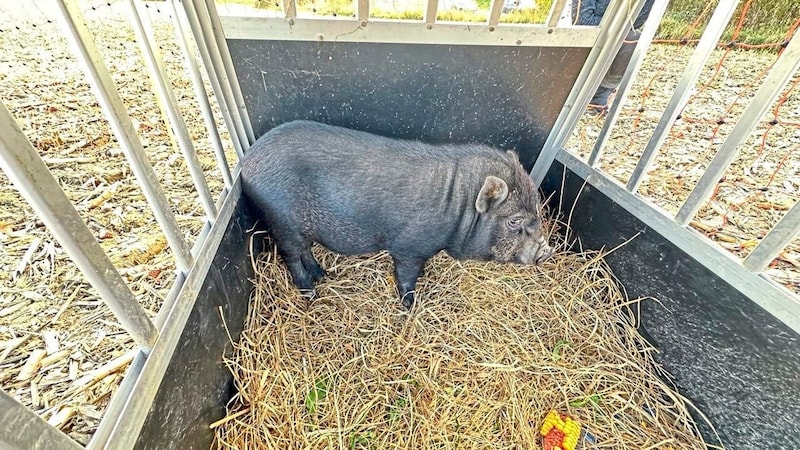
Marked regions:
[213,234,714,449]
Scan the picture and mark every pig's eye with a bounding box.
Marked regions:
[506,217,523,231]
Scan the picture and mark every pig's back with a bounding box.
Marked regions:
[244,120,501,170]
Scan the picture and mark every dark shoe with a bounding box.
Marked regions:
[587,87,614,115]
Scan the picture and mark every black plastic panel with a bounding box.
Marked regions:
[134,199,258,450]
[227,40,590,169]
[541,162,800,449]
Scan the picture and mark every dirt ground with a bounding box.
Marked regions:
[565,43,800,292]
[0,0,797,446]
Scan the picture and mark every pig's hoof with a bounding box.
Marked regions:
[299,288,317,300]
[308,265,326,282]
[400,291,415,310]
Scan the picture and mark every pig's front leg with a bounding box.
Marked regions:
[391,255,426,310]
[273,233,317,298]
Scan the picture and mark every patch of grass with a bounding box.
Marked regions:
[569,393,603,408]
[657,0,800,46]
[218,0,549,23]
[386,396,408,424]
[217,0,799,45]
[304,376,329,414]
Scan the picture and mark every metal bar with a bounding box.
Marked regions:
[587,0,671,167]
[86,351,147,449]
[356,0,369,22]
[180,0,244,159]
[487,0,504,27]
[88,256,186,450]
[202,0,256,145]
[743,202,800,272]
[96,176,243,450]
[675,29,800,226]
[0,101,159,351]
[530,0,646,186]
[625,0,740,193]
[221,15,601,46]
[191,0,250,153]
[56,0,194,272]
[129,0,218,220]
[169,0,233,190]
[557,148,800,334]
[282,0,297,19]
[0,389,84,450]
[424,0,439,25]
[546,0,568,28]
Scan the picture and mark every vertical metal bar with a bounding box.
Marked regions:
[202,0,255,145]
[626,0,740,193]
[531,0,646,186]
[675,29,800,226]
[56,0,194,272]
[424,0,439,25]
[587,0,672,167]
[487,0,504,27]
[180,0,244,158]
[282,0,297,19]
[743,201,800,272]
[356,0,370,22]
[168,0,233,189]
[192,0,249,152]
[129,0,217,220]
[0,101,159,351]
[546,0,568,28]
[85,351,147,450]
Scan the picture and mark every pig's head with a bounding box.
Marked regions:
[472,151,554,265]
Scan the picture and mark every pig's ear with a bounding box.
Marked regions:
[506,150,520,163]
[475,176,509,213]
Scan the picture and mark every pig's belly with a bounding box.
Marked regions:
[310,222,388,256]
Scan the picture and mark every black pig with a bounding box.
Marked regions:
[241,120,554,309]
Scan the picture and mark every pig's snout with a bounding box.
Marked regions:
[517,235,554,265]
[533,242,554,264]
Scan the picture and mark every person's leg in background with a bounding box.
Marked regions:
[572,0,655,114]
[590,27,642,113]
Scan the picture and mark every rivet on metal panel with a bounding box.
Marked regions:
[317,33,324,41]
[516,40,522,45]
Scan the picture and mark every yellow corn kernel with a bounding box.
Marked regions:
[568,427,580,436]
[541,411,563,435]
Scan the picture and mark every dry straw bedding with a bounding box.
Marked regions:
[212,240,712,449]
